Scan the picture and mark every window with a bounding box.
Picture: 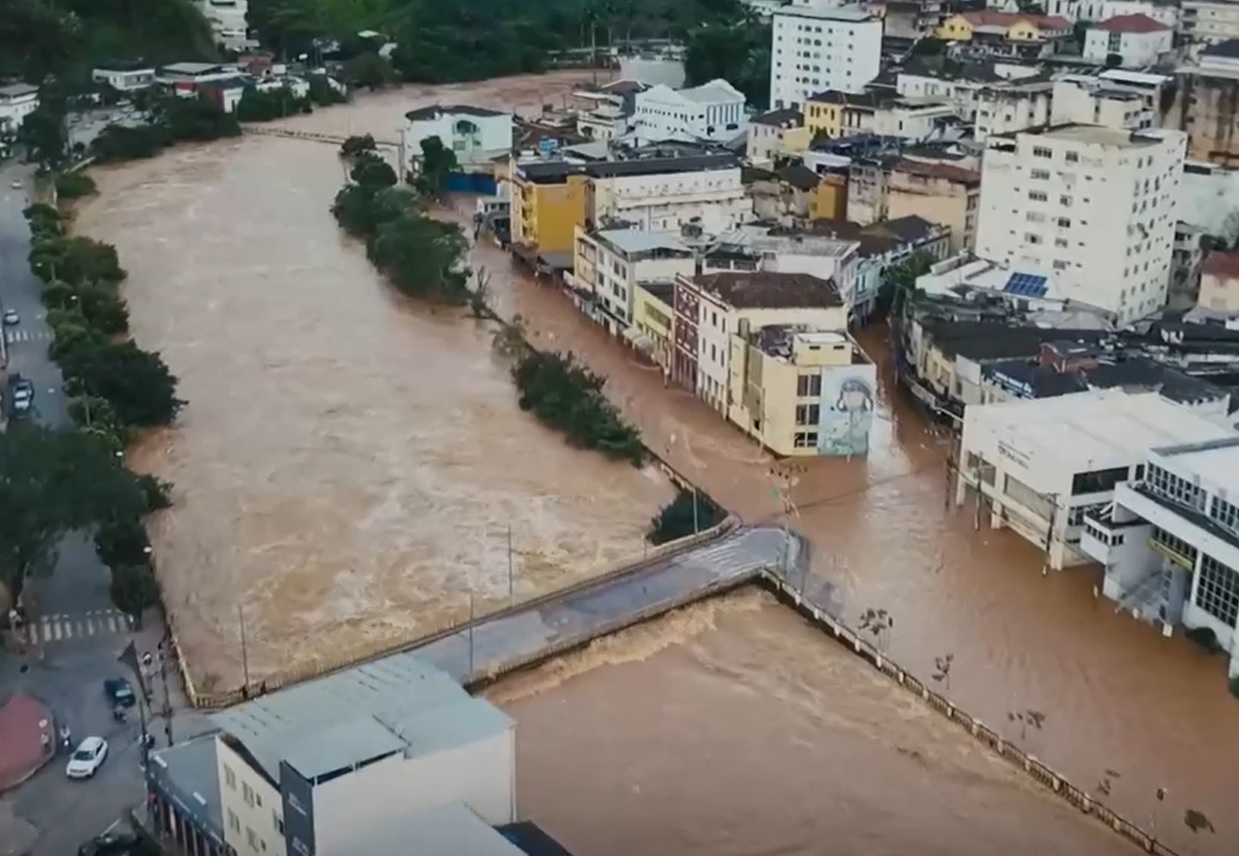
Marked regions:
[1025,233,1042,244]
[242,782,255,808]
[1028,190,1047,202]
[227,810,240,834]
[1060,195,1072,206]
[1212,496,1239,535]
[796,374,822,397]
[795,403,821,425]
[1196,555,1239,627]
[1032,146,1052,158]
[1065,151,1079,163]
[1152,527,1197,568]
[1026,212,1045,223]
[273,813,284,835]
[1146,464,1206,511]
[246,827,259,850]
[794,431,819,448]
[224,765,237,790]
[1056,217,1071,228]
[1031,169,1050,180]
[1071,466,1129,495]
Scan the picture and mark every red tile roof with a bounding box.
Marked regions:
[891,158,981,185]
[960,10,1072,31]
[1092,13,1171,33]
[1203,249,1239,280]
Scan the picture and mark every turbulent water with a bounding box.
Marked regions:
[71,72,1239,854]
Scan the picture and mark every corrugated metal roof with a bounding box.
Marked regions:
[345,803,527,856]
[210,653,509,783]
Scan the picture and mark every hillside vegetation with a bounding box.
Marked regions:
[0,0,217,83]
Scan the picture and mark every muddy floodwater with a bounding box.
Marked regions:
[71,71,1239,855]
[74,74,675,691]
[489,590,1141,856]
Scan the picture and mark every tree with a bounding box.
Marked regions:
[235,87,310,122]
[60,340,184,427]
[366,212,471,302]
[416,135,458,199]
[684,17,771,108]
[23,203,64,239]
[879,249,936,315]
[18,104,67,168]
[351,156,398,189]
[29,234,126,285]
[0,423,146,600]
[469,267,491,319]
[859,607,894,651]
[647,488,724,544]
[492,314,531,359]
[342,51,394,89]
[94,517,151,569]
[90,122,169,163]
[339,133,376,159]
[54,170,96,199]
[109,563,159,627]
[330,183,418,237]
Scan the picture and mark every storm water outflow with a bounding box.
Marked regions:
[74,75,1237,856]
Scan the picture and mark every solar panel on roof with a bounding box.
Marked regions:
[1002,273,1048,298]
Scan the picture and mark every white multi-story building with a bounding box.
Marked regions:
[975,124,1187,324]
[91,61,157,92]
[705,225,861,314]
[1180,0,1239,46]
[589,157,752,233]
[633,79,747,142]
[955,388,1236,570]
[1083,14,1175,67]
[196,0,252,50]
[770,1,883,108]
[993,0,1178,27]
[1177,159,1239,234]
[1050,72,1164,130]
[1081,435,1239,682]
[404,104,512,165]
[0,84,38,137]
[973,80,1053,141]
[209,655,514,856]
[572,228,696,335]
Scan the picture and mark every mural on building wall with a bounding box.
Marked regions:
[818,364,877,457]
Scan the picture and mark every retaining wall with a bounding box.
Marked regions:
[759,571,1180,856]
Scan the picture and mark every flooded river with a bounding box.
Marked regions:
[489,589,1142,856]
[74,73,1238,854]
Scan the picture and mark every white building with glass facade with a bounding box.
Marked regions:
[1081,436,1239,680]
[954,389,1236,571]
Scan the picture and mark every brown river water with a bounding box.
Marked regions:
[73,73,1238,854]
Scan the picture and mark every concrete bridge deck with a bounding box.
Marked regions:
[241,126,399,148]
[408,525,814,684]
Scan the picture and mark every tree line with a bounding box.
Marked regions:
[4,199,184,625]
[333,136,646,466]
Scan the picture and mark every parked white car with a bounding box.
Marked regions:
[65,736,108,779]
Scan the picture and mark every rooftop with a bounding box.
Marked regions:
[0,83,38,98]
[753,325,854,360]
[712,224,859,259]
[1154,436,1239,489]
[774,4,876,22]
[148,737,223,840]
[160,62,232,75]
[891,158,980,185]
[691,271,842,310]
[210,654,511,783]
[925,319,1111,361]
[984,356,1228,405]
[1202,249,1239,280]
[677,78,745,104]
[638,280,675,305]
[407,104,509,121]
[752,107,803,127]
[351,803,528,856]
[516,152,740,183]
[596,228,692,256]
[992,122,1165,148]
[779,164,822,191]
[966,389,1236,477]
[1091,13,1171,33]
[959,10,1072,30]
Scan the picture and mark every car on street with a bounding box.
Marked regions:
[77,831,139,856]
[9,179,21,189]
[8,374,34,415]
[65,736,109,779]
[2,308,17,325]
[104,677,136,708]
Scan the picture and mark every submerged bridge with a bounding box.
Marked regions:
[241,126,399,149]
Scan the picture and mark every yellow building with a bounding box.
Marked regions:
[809,171,848,221]
[886,159,980,254]
[934,11,1071,55]
[631,282,676,369]
[509,156,589,256]
[803,90,885,140]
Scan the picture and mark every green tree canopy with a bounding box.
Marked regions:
[366,213,471,302]
[683,17,771,108]
[109,563,159,625]
[30,234,126,285]
[0,423,146,599]
[351,156,398,189]
[60,340,185,427]
[415,136,458,199]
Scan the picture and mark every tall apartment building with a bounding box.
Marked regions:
[769,0,883,108]
[195,0,251,50]
[1180,0,1239,47]
[1170,40,1239,166]
[1050,73,1163,130]
[975,124,1187,323]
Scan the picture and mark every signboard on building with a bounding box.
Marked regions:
[817,364,877,457]
[538,138,558,156]
[280,761,316,856]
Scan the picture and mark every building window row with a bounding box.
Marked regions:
[1196,554,1239,628]
[1146,464,1206,512]
[1211,496,1239,536]
[794,431,819,449]
[1151,526,1197,569]
[796,373,823,397]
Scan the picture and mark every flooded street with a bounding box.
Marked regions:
[488,589,1142,856]
[71,72,1238,853]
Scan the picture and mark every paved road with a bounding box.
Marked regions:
[0,161,194,856]
[413,525,821,682]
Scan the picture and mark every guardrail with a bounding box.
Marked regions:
[759,571,1181,856]
[183,511,739,709]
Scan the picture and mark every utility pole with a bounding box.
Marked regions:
[238,604,250,695]
[591,17,599,88]
[467,593,476,676]
[506,525,514,602]
[692,488,700,534]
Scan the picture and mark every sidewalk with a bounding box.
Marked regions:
[0,692,55,793]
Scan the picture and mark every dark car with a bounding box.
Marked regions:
[104,677,136,708]
[77,831,139,856]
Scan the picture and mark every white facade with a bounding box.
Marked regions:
[91,65,157,91]
[633,79,746,142]
[1177,160,1239,235]
[1181,0,1239,46]
[996,0,1178,27]
[973,82,1053,142]
[1050,74,1159,130]
[591,165,752,233]
[574,228,696,333]
[955,389,1236,570]
[1083,17,1174,67]
[770,2,883,108]
[1080,436,1239,680]
[975,124,1186,324]
[405,105,512,165]
[0,84,39,137]
[706,226,861,313]
[196,0,252,50]
[577,103,628,141]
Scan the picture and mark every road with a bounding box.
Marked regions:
[0,160,203,856]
